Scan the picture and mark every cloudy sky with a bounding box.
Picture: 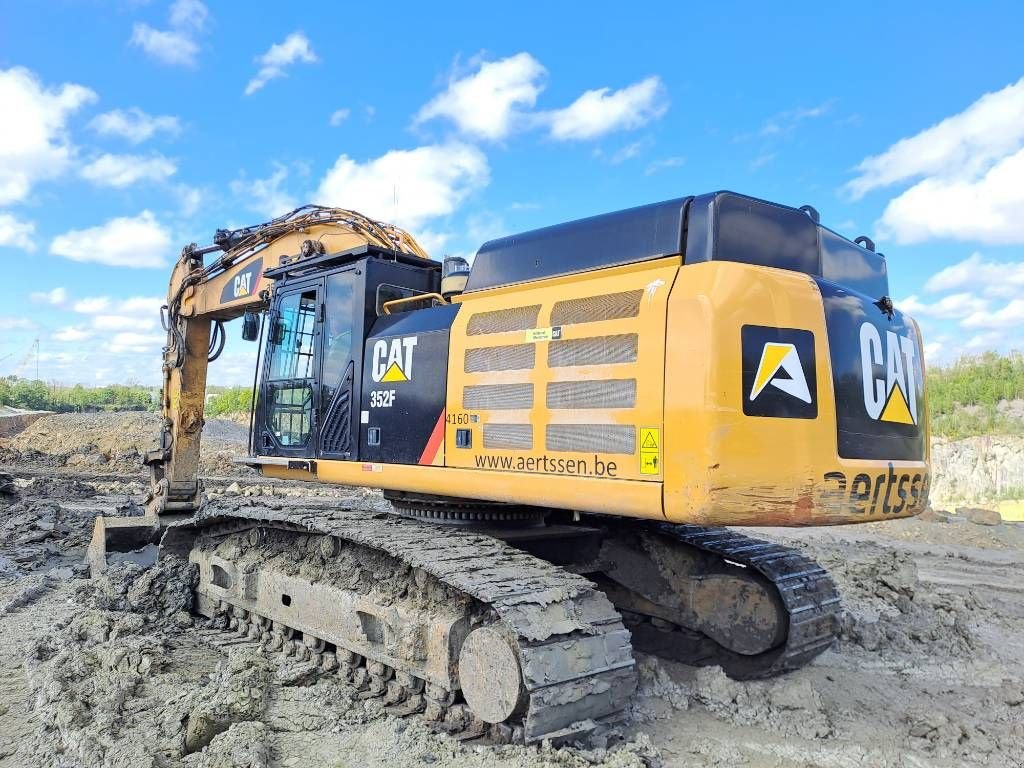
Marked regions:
[1,1,1022,385]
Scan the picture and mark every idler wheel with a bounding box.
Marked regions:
[457,627,524,724]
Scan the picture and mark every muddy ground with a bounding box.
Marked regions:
[0,414,1022,767]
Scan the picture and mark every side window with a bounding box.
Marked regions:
[266,289,317,447]
[268,290,317,380]
[376,283,434,316]
[323,273,355,387]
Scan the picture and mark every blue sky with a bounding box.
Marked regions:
[1,0,1022,385]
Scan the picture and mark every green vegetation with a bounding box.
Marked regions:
[927,352,1024,438]
[0,377,155,412]
[205,386,253,417]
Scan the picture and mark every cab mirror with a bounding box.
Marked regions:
[242,311,260,341]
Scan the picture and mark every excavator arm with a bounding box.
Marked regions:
[89,206,428,569]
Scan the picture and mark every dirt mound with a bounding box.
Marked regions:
[818,547,980,656]
[0,412,249,475]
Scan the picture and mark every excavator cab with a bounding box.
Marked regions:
[251,246,443,465]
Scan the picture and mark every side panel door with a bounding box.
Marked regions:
[318,269,359,459]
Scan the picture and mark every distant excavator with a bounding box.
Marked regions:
[90,192,930,743]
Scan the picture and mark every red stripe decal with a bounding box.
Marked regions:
[418,410,446,465]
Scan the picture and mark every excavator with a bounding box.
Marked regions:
[88,192,930,744]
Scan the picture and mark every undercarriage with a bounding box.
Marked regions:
[161,496,842,744]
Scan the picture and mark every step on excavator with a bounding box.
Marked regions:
[89,192,931,744]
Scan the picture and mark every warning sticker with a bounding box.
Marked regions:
[639,427,660,475]
[524,326,563,343]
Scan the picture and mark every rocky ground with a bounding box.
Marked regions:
[0,413,1021,767]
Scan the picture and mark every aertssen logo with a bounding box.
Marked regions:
[741,326,817,419]
[371,336,418,383]
[859,323,921,426]
[750,343,812,404]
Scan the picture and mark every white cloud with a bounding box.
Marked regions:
[546,76,668,141]
[73,296,112,314]
[174,184,204,217]
[924,252,1024,298]
[0,213,36,251]
[0,316,34,331]
[760,101,834,136]
[329,108,351,127]
[962,299,1024,330]
[897,292,989,320]
[750,152,776,170]
[89,108,181,144]
[118,297,164,316]
[875,149,1024,244]
[80,153,177,187]
[412,229,452,258]
[230,163,298,219]
[50,211,172,268]
[245,32,317,95]
[609,141,645,164]
[846,77,1024,244]
[0,67,96,205]
[317,143,489,230]
[130,0,208,68]
[645,156,685,176]
[168,0,208,31]
[93,314,158,331]
[31,287,67,305]
[415,53,546,141]
[131,25,198,67]
[111,331,166,353]
[53,326,93,342]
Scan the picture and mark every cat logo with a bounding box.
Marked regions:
[859,323,920,426]
[371,337,418,383]
[220,257,263,303]
[750,343,812,404]
[233,271,253,298]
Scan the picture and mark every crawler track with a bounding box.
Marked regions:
[631,523,842,679]
[166,501,637,744]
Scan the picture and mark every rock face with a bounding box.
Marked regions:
[930,435,1024,509]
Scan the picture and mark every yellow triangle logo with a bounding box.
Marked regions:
[380,362,408,382]
[880,383,914,425]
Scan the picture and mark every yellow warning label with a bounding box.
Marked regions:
[380,361,408,382]
[639,427,660,475]
[524,326,563,343]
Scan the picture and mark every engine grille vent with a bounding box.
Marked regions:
[546,424,636,454]
[463,383,534,410]
[548,334,639,367]
[465,344,536,373]
[547,380,637,409]
[483,424,533,450]
[551,290,642,326]
[467,305,541,335]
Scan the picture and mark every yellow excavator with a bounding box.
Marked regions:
[89,193,930,744]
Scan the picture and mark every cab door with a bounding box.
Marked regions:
[257,281,322,458]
